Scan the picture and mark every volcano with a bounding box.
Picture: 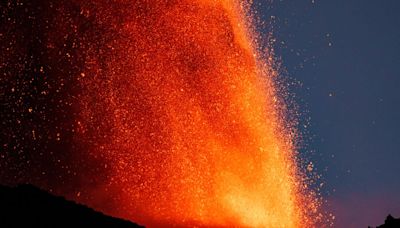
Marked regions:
[0,0,322,226]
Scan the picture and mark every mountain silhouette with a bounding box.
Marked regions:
[369,214,400,228]
[0,184,143,227]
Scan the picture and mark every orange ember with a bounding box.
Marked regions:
[69,0,319,227]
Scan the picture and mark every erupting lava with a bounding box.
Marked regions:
[74,0,316,226]
[0,0,321,227]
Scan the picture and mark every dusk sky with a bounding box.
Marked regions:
[256,0,400,227]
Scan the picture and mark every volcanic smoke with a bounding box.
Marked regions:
[0,0,321,227]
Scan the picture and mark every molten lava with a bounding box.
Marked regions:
[0,0,321,227]
[71,0,317,226]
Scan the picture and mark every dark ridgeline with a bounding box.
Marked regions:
[369,215,400,228]
[0,184,143,227]
[0,183,398,228]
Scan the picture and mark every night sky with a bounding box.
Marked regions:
[256,0,400,227]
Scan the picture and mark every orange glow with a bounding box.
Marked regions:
[72,0,320,226]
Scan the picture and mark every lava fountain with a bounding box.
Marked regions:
[0,0,320,227]
[73,0,318,226]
